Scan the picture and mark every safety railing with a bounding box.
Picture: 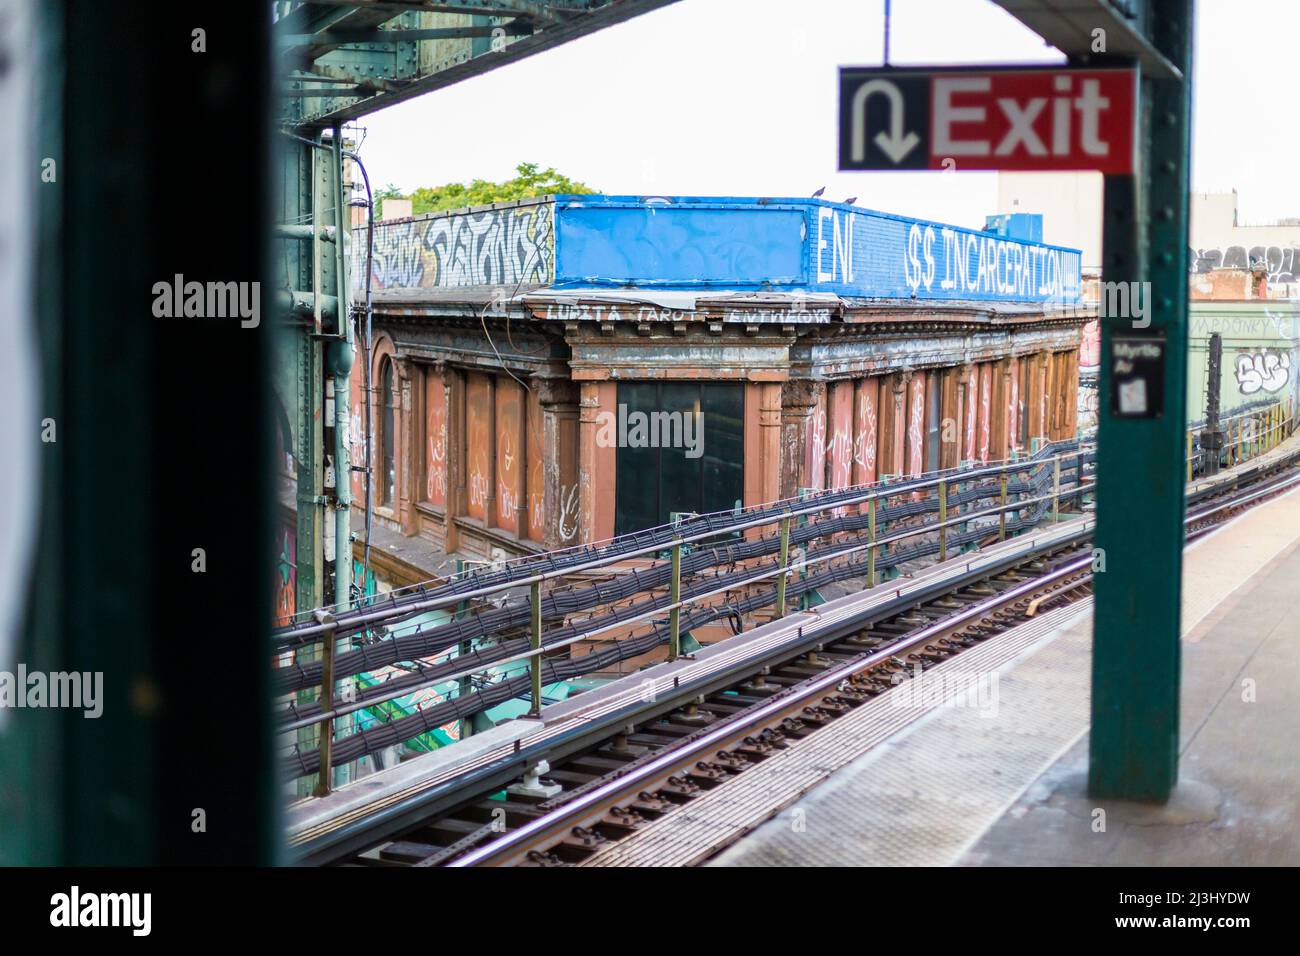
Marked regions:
[1187,396,1295,480]
[277,439,1096,792]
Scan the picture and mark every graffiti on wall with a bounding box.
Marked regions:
[978,364,992,463]
[804,398,827,492]
[526,395,545,542]
[826,383,854,493]
[558,483,580,543]
[274,524,295,628]
[1191,245,1300,282]
[907,374,925,476]
[360,202,554,292]
[1008,364,1019,454]
[426,374,447,506]
[964,371,977,461]
[496,383,522,535]
[1235,350,1292,395]
[853,382,878,480]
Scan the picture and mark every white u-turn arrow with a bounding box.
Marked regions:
[850,79,921,164]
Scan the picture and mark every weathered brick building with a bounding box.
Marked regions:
[332,195,1088,567]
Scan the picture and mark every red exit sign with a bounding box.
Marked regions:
[839,67,1137,174]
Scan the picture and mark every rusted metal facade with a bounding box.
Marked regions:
[349,196,1089,562]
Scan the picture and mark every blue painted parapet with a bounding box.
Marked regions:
[552,195,1081,305]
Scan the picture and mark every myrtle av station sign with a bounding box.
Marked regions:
[839,67,1137,173]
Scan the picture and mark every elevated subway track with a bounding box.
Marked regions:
[286,436,1300,865]
[276,442,1094,782]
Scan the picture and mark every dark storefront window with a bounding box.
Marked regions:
[615,382,744,536]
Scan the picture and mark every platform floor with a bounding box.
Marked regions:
[711,482,1300,867]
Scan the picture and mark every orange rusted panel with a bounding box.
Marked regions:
[495,377,523,535]
[1008,359,1020,455]
[906,371,925,477]
[963,366,977,462]
[802,387,827,492]
[978,363,992,463]
[853,377,879,489]
[424,368,447,507]
[526,387,545,542]
[556,405,581,547]
[465,372,492,522]
[827,381,854,493]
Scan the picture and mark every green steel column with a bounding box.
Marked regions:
[998,472,1007,540]
[529,579,542,715]
[1090,0,1194,802]
[668,539,682,661]
[313,629,334,797]
[330,128,352,612]
[866,498,877,587]
[774,516,790,617]
[937,480,947,561]
[1052,457,1061,522]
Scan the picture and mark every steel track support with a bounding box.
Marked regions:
[528,579,543,716]
[774,516,791,616]
[668,538,683,660]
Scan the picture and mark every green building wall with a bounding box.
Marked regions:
[1187,301,1299,423]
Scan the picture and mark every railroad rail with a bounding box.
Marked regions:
[277,441,1095,786]
[297,443,1300,867]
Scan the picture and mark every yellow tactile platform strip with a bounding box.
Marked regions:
[588,482,1300,867]
[584,601,1092,867]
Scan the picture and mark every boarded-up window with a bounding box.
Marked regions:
[925,371,942,472]
[465,372,492,522]
[978,363,992,463]
[424,368,447,507]
[526,387,545,542]
[827,381,854,492]
[495,377,523,535]
[853,377,879,488]
[906,372,926,477]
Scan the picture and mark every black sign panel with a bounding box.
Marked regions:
[839,69,930,170]
[1110,334,1167,419]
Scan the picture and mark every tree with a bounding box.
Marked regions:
[390,163,597,216]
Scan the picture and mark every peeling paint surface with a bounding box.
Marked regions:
[979,363,993,463]
[425,368,447,507]
[907,372,926,477]
[466,372,492,522]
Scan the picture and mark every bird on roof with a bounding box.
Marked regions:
[811,186,825,198]
[844,197,857,205]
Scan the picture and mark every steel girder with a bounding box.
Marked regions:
[276,0,683,128]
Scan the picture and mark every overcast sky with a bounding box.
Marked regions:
[353,0,1299,230]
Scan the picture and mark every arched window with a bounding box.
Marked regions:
[380,358,396,507]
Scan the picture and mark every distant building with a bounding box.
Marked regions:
[996,176,1300,430]
[312,195,1089,572]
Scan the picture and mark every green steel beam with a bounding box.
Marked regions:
[988,0,1180,79]
[277,0,683,127]
[1089,0,1194,801]
[0,0,278,864]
